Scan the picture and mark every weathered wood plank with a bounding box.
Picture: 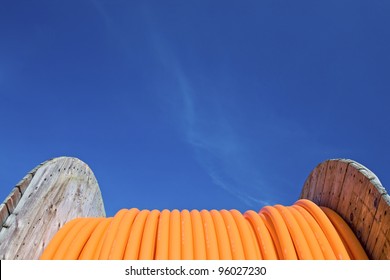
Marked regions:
[0,204,8,228]
[3,187,22,216]
[336,164,369,241]
[15,173,33,195]
[354,179,382,249]
[367,194,390,259]
[0,157,106,260]
[299,160,328,204]
[326,160,349,210]
[312,160,328,205]
[0,172,34,228]
[317,160,347,207]
[300,165,316,199]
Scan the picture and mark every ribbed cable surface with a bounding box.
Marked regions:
[40,199,368,260]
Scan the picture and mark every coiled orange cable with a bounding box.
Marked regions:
[191,209,207,259]
[261,206,298,259]
[52,218,90,259]
[180,209,193,259]
[139,209,160,260]
[155,209,170,260]
[296,199,350,259]
[63,218,103,259]
[230,209,261,259]
[40,218,80,260]
[40,199,369,260]
[98,209,128,259]
[79,218,113,259]
[288,206,324,259]
[274,205,313,259]
[244,210,277,259]
[124,209,150,259]
[108,208,138,259]
[200,209,219,259]
[210,209,232,259]
[320,206,368,260]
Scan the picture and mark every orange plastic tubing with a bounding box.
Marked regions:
[139,209,160,260]
[321,206,368,260]
[40,200,368,260]
[62,218,103,260]
[292,204,337,259]
[296,199,350,260]
[40,218,81,260]
[244,210,276,259]
[288,206,324,259]
[200,209,219,259]
[220,209,245,259]
[124,209,150,260]
[210,209,232,259]
[180,209,193,260]
[274,205,313,260]
[259,211,282,258]
[79,218,113,260]
[191,209,207,259]
[52,218,90,259]
[108,208,139,259]
[168,209,181,260]
[155,209,170,260]
[230,209,261,259]
[99,209,128,259]
[260,206,298,259]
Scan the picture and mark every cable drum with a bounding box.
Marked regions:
[40,199,368,260]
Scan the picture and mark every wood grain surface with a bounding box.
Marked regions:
[0,157,106,259]
[300,159,389,259]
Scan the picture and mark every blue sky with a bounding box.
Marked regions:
[1,1,389,217]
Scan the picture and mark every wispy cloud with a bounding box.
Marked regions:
[146,32,273,208]
[178,73,272,208]
[107,7,335,209]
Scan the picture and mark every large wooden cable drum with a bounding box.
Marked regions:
[0,157,389,259]
[0,157,105,259]
[300,159,390,260]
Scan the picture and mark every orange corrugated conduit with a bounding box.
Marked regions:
[40,218,80,260]
[52,218,91,259]
[139,209,160,260]
[180,209,193,260]
[99,209,127,259]
[288,206,324,259]
[220,209,246,259]
[155,209,170,260]
[168,209,181,260]
[40,199,369,260]
[63,218,103,259]
[124,209,150,259]
[296,199,350,259]
[200,210,219,259]
[191,210,207,260]
[261,206,298,259]
[230,209,260,259]
[80,218,113,259]
[320,206,368,260]
[210,209,232,259]
[244,210,277,259]
[108,208,138,259]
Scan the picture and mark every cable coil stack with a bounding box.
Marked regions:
[0,157,389,260]
[40,199,368,260]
